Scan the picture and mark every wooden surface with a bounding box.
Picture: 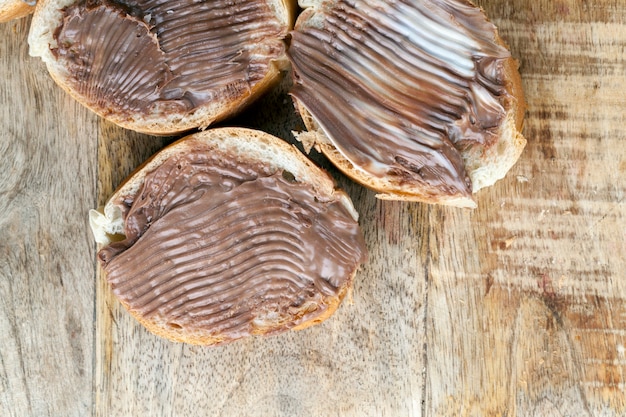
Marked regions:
[1,0,625,415]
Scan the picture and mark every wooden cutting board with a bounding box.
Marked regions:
[1,0,625,415]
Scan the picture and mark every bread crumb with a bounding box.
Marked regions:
[504,236,516,248]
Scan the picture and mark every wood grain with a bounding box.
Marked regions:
[1,0,625,416]
[0,18,97,417]
[425,0,626,414]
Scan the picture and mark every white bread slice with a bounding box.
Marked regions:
[90,127,366,345]
[28,0,296,135]
[290,0,526,208]
[0,0,34,22]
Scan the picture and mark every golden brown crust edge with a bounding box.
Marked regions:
[463,32,527,194]
[498,35,527,134]
[0,0,35,22]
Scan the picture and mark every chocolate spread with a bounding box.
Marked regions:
[53,0,286,117]
[288,0,513,198]
[98,144,367,342]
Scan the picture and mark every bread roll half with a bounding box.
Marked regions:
[288,0,526,208]
[0,0,34,22]
[90,128,368,345]
[28,0,296,134]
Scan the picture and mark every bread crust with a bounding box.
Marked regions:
[290,0,527,208]
[0,0,34,22]
[90,128,364,345]
[28,0,295,135]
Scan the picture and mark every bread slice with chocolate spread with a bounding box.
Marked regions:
[90,127,368,345]
[28,0,296,134]
[288,0,526,208]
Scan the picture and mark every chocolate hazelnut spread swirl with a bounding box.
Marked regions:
[288,0,512,197]
[52,0,286,117]
[97,147,367,342]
